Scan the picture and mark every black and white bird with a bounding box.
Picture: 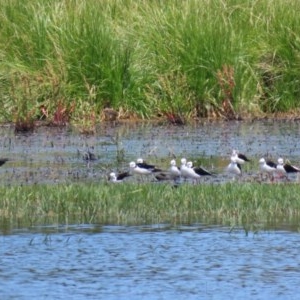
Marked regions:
[179,160,211,183]
[129,161,156,181]
[179,158,192,181]
[109,171,131,183]
[136,158,161,172]
[276,158,300,179]
[231,149,250,164]
[226,157,242,177]
[187,161,212,176]
[169,159,181,180]
[259,158,277,180]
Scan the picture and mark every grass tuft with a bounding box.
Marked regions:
[1,182,300,231]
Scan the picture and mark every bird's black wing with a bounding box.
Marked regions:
[238,153,250,162]
[193,167,212,176]
[266,160,277,168]
[284,164,300,173]
[137,162,155,169]
[117,171,132,180]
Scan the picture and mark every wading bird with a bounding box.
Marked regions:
[179,160,212,183]
[169,159,181,180]
[129,161,157,181]
[109,171,131,183]
[231,149,250,164]
[259,158,277,181]
[187,161,212,176]
[276,158,300,180]
[136,158,161,172]
[179,158,191,181]
[226,157,242,179]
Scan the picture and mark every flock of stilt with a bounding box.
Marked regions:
[109,150,300,183]
[1,150,297,184]
[226,150,300,181]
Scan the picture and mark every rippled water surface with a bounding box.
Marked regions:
[1,120,300,299]
[1,224,300,299]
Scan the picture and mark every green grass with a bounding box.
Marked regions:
[1,0,300,124]
[1,182,300,232]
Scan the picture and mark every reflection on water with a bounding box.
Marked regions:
[1,224,300,299]
[1,120,300,185]
[1,121,300,298]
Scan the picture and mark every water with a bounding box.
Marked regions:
[1,119,300,185]
[1,120,300,299]
[1,224,300,299]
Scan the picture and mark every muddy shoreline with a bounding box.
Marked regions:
[2,110,300,133]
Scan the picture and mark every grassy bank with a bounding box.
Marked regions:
[1,182,300,231]
[1,0,300,129]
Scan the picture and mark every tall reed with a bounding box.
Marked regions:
[1,0,300,123]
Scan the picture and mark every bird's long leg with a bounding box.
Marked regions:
[260,172,264,182]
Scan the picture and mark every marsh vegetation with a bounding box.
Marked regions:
[1,0,300,131]
[1,180,300,233]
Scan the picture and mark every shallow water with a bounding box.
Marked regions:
[1,119,300,185]
[1,121,300,299]
[1,224,300,299]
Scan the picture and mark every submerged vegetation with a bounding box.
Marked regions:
[1,182,300,232]
[1,0,300,130]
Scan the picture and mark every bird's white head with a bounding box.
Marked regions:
[181,158,187,165]
[232,149,238,156]
[259,158,266,165]
[170,159,176,166]
[277,158,284,165]
[129,161,136,168]
[187,161,193,168]
[109,172,117,180]
[137,158,143,164]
